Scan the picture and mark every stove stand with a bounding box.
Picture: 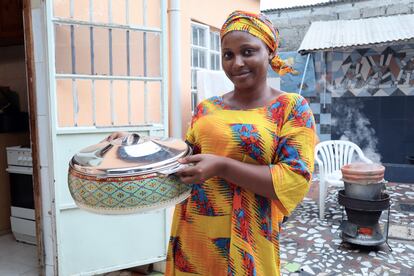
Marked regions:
[337,190,392,251]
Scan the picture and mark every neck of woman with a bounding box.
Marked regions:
[231,82,277,109]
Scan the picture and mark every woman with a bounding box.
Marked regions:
[165,10,316,276]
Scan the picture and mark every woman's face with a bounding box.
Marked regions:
[221,31,273,90]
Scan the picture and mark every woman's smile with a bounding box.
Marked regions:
[232,70,251,79]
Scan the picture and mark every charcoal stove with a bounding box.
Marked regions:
[337,163,392,248]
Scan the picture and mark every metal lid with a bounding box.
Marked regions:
[70,133,191,177]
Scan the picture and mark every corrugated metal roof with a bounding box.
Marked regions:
[262,0,352,12]
[298,14,414,54]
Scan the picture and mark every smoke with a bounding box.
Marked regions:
[331,100,382,164]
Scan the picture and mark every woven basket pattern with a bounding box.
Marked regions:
[68,171,191,212]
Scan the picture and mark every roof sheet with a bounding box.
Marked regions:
[262,0,352,12]
[298,14,414,54]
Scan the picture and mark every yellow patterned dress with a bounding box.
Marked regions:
[166,93,316,276]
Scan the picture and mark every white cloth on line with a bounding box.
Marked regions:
[196,70,233,102]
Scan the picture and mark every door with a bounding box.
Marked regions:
[44,1,169,274]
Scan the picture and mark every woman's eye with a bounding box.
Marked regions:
[243,49,253,56]
[222,52,233,59]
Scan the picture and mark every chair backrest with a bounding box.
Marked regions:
[315,140,372,176]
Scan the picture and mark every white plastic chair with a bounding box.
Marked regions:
[314,140,373,219]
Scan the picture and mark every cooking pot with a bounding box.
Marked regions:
[341,162,386,200]
[68,133,192,214]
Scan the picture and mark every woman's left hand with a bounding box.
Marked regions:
[176,154,225,184]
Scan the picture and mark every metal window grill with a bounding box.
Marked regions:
[51,0,167,130]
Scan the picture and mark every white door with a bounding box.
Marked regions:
[44,1,170,275]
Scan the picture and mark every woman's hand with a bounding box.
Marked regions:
[176,154,225,184]
[101,131,129,142]
[176,153,277,199]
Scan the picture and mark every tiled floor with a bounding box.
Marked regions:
[0,234,38,276]
[280,182,414,276]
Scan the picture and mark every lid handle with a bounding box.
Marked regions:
[121,133,140,146]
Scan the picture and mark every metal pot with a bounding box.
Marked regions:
[343,180,385,200]
[68,133,192,214]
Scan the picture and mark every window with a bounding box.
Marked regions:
[190,22,221,110]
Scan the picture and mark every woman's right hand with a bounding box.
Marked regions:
[101,131,129,142]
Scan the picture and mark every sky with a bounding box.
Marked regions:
[260,0,331,10]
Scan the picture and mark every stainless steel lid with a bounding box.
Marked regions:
[70,133,191,177]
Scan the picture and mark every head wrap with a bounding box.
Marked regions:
[220,10,297,76]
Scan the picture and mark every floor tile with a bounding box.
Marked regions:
[280,182,414,275]
[0,234,39,275]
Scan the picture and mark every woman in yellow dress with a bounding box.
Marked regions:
[166,10,317,276]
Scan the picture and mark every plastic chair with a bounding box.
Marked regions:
[314,140,373,219]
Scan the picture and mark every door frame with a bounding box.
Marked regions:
[22,0,45,274]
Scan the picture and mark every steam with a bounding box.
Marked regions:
[331,101,382,164]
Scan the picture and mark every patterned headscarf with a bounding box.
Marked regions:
[220,10,297,76]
